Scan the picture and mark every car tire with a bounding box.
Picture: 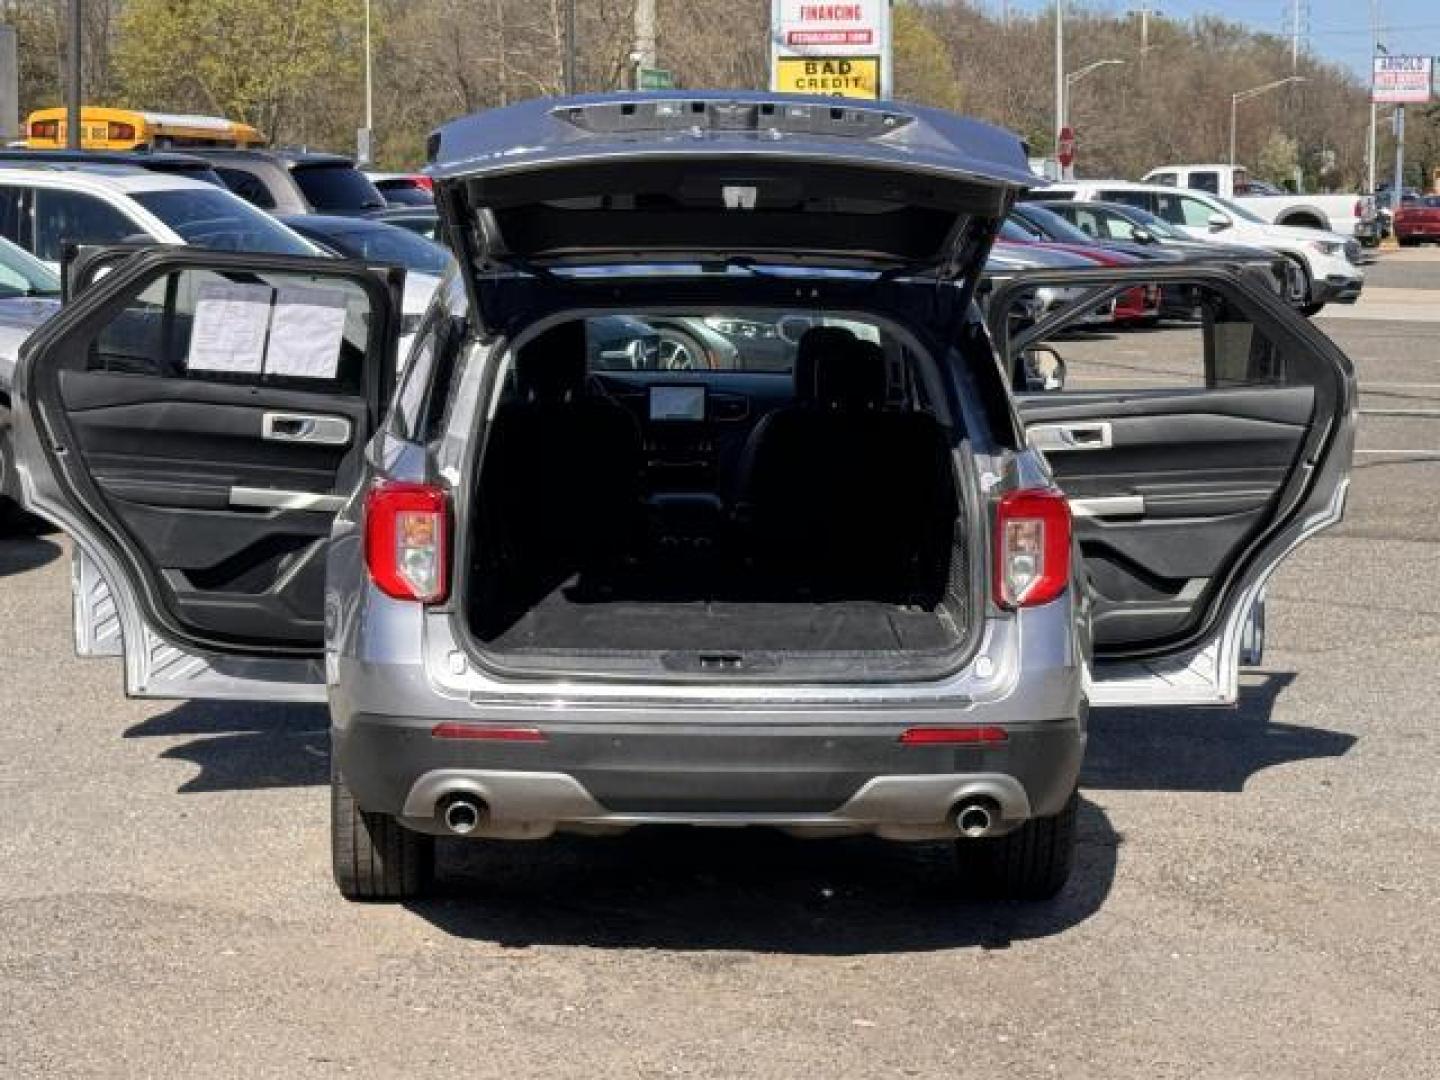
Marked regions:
[331,757,434,902]
[954,787,1077,901]
[655,326,713,370]
[1398,237,1418,248]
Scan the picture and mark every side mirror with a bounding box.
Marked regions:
[1022,346,1067,393]
[1132,226,1155,244]
[1207,212,1232,232]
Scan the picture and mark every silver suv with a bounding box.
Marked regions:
[12,94,1355,903]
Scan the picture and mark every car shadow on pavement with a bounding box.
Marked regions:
[407,800,1120,954]
[1082,672,1356,793]
[123,701,329,792]
[0,532,62,577]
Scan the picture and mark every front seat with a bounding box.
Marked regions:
[473,322,641,625]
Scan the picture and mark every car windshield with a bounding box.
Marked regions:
[292,165,387,212]
[584,310,884,374]
[130,188,318,256]
[1016,206,1097,245]
[299,219,452,276]
[1417,196,1440,209]
[0,236,61,297]
[1212,195,1266,224]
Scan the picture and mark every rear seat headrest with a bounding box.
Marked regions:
[794,326,857,403]
[515,321,587,403]
[814,339,887,411]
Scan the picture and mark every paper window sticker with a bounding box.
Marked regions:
[265,285,352,379]
[186,282,273,375]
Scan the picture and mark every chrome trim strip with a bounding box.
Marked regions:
[1069,495,1145,518]
[229,486,345,513]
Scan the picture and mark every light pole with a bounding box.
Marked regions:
[1229,76,1305,167]
[358,0,374,165]
[67,0,82,148]
[1063,59,1126,129]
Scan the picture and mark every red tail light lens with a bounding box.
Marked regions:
[994,488,1072,608]
[364,482,449,602]
[412,174,434,192]
[899,726,1009,746]
[431,723,545,742]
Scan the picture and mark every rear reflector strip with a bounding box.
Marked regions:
[431,723,546,742]
[899,726,1009,746]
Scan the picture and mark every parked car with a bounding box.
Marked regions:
[0,148,226,187]
[193,149,388,216]
[10,93,1355,905]
[1033,199,1303,307]
[1040,180,1363,316]
[0,165,321,270]
[0,235,60,527]
[368,206,441,242]
[1393,195,1440,246]
[365,171,434,207]
[279,213,455,358]
[1142,163,1380,244]
[999,216,1161,325]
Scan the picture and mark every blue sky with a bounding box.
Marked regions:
[1001,1,1440,80]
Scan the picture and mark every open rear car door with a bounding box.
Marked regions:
[14,246,401,700]
[986,265,1356,706]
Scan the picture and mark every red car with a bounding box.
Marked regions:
[999,219,1161,325]
[1393,196,1440,247]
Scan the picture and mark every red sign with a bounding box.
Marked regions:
[1057,126,1076,169]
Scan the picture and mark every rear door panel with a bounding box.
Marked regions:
[987,266,1354,706]
[17,246,401,699]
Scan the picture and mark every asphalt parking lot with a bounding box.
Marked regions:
[2,251,1438,1078]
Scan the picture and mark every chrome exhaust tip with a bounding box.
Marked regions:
[440,794,486,836]
[955,798,999,839]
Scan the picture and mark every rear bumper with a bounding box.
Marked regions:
[334,712,1085,840]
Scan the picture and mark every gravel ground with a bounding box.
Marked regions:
[0,265,1437,1078]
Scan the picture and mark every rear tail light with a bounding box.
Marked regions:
[364,481,449,602]
[413,174,434,192]
[1354,199,1363,218]
[431,723,545,742]
[994,488,1072,608]
[899,726,1009,746]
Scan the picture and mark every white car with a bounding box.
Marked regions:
[1042,180,1363,315]
[0,235,61,526]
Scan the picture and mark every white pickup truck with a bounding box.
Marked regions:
[1142,164,1380,246]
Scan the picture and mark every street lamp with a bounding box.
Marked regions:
[1063,59,1127,130]
[1229,76,1305,166]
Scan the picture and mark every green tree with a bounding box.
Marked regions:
[893,3,962,111]
[1255,131,1300,189]
[115,0,363,145]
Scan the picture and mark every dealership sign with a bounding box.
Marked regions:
[771,1,891,100]
[1372,55,1434,104]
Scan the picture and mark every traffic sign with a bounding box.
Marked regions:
[637,67,674,91]
[1057,126,1076,170]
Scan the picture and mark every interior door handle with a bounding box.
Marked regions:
[262,412,352,446]
[1027,421,1113,452]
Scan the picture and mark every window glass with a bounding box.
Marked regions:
[291,166,386,213]
[1098,189,1153,213]
[580,311,883,374]
[1153,193,1216,228]
[1188,171,1221,194]
[214,166,277,209]
[86,265,377,396]
[0,185,27,246]
[33,188,138,262]
[129,188,316,256]
[300,220,452,276]
[0,238,61,296]
[1001,281,1292,394]
[1150,172,1178,186]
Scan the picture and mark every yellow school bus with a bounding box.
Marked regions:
[24,107,266,151]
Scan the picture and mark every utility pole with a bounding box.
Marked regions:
[563,0,577,94]
[632,0,657,89]
[359,0,373,165]
[66,0,81,148]
[1054,0,1064,169]
[1367,3,1383,194]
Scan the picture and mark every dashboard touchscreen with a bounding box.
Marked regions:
[649,385,706,422]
